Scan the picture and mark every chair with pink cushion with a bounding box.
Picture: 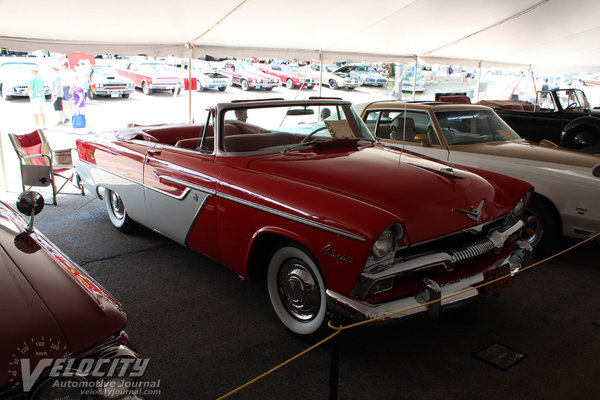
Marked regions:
[8,129,84,205]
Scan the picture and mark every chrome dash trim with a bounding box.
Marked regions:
[218,192,366,242]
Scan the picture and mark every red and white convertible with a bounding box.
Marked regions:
[258,63,318,89]
[219,61,279,91]
[75,98,533,335]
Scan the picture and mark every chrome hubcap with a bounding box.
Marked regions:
[522,213,541,247]
[110,192,125,220]
[277,259,320,321]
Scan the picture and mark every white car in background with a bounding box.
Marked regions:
[302,63,362,90]
[357,100,600,256]
[0,61,51,100]
[190,60,232,92]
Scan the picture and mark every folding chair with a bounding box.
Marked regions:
[8,129,84,205]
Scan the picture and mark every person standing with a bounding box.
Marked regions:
[23,64,47,129]
[61,61,74,119]
[51,64,68,125]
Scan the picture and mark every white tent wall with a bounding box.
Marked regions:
[1,0,598,71]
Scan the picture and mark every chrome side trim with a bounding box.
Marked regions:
[77,160,215,200]
[78,160,365,242]
[218,192,366,242]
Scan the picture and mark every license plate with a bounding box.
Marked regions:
[483,264,511,296]
[111,91,120,98]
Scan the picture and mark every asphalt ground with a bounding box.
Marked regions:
[1,76,599,400]
[2,189,598,400]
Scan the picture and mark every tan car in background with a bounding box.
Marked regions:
[356,100,600,256]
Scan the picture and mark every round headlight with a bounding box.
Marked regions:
[513,191,531,218]
[372,229,394,259]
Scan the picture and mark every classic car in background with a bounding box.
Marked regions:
[401,64,426,92]
[118,61,181,95]
[258,62,318,89]
[75,98,533,335]
[302,63,361,90]
[0,61,51,100]
[0,192,141,399]
[334,63,388,86]
[190,60,231,92]
[356,100,600,256]
[477,89,600,153]
[90,64,135,98]
[219,60,279,91]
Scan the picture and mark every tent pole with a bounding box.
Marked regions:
[412,56,417,101]
[0,133,7,192]
[319,51,323,97]
[188,44,193,123]
[475,60,482,102]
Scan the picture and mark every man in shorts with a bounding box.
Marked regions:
[51,64,68,125]
[24,64,47,129]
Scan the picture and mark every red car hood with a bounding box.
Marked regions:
[0,202,126,386]
[247,144,518,243]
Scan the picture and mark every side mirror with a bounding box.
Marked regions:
[414,134,430,146]
[16,191,44,232]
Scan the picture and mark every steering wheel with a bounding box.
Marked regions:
[301,126,329,143]
[565,102,578,110]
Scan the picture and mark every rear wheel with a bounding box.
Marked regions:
[105,189,138,233]
[267,245,327,335]
[521,196,560,257]
[218,86,226,92]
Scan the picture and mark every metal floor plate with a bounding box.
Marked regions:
[474,343,527,371]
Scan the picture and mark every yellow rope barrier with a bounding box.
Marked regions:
[218,232,599,399]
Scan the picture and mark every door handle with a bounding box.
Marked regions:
[147,149,162,155]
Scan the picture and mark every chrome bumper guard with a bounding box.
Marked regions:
[327,236,532,322]
[352,219,525,299]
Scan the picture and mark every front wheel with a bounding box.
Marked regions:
[218,86,227,92]
[240,79,250,91]
[521,196,560,257]
[267,245,327,335]
[142,81,152,95]
[329,79,338,89]
[286,79,295,89]
[105,189,138,233]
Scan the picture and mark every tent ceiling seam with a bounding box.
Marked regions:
[190,0,249,44]
[421,0,550,56]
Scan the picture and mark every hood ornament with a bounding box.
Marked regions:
[453,200,485,222]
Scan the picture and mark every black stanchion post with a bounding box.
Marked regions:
[329,315,340,400]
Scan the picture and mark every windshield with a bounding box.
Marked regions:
[193,61,212,71]
[92,66,118,75]
[356,65,376,73]
[141,63,171,72]
[283,65,300,72]
[556,89,589,110]
[434,109,521,145]
[220,104,374,153]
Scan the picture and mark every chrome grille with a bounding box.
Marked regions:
[448,238,495,263]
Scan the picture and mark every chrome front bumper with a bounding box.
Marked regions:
[327,239,533,322]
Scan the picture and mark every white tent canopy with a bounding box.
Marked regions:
[1,0,599,71]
